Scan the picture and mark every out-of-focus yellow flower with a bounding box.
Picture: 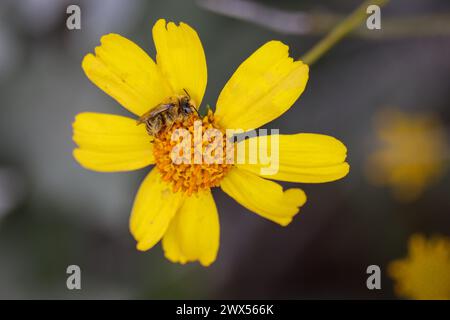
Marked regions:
[388,234,450,300]
[366,109,448,201]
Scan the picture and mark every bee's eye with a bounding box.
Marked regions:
[182,103,192,113]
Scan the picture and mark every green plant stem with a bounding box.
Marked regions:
[302,0,390,66]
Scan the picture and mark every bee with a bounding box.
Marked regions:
[137,89,198,137]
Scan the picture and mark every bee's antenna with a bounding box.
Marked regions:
[191,105,200,117]
[182,88,200,116]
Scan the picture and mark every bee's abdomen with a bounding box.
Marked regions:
[144,121,154,135]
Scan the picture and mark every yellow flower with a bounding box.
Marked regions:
[389,234,450,300]
[72,19,349,266]
[366,108,448,202]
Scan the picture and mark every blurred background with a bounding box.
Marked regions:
[0,0,449,299]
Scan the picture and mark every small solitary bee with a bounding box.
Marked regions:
[137,89,198,137]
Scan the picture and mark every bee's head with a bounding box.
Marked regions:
[180,96,194,114]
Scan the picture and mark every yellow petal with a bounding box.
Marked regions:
[220,168,306,226]
[129,168,184,251]
[152,19,207,107]
[72,112,154,172]
[162,190,219,266]
[236,133,350,183]
[82,33,172,116]
[215,41,309,130]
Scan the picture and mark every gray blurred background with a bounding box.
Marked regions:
[0,0,449,299]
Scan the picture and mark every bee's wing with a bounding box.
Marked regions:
[137,103,174,123]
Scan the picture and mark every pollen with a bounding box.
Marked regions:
[153,110,233,195]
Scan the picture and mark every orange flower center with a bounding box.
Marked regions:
[152,110,233,195]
